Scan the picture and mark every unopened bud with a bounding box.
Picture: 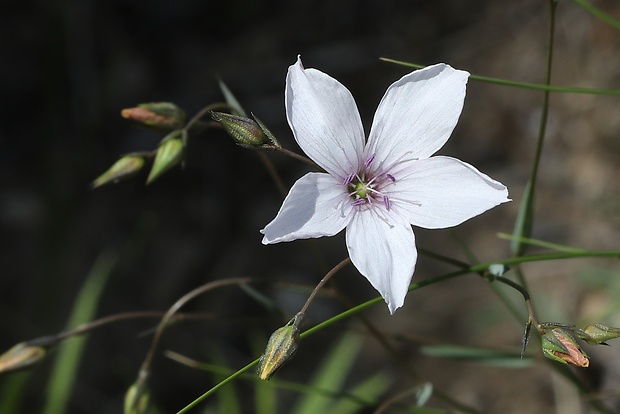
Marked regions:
[121,102,186,131]
[582,324,620,345]
[91,154,146,188]
[541,328,589,367]
[146,131,185,184]
[124,382,150,414]
[211,111,279,148]
[0,342,47,374]
[257,313,304,380]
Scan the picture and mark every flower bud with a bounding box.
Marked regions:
[91,154,146,188]
[582,324,620,345]
[541,328,589,367]
[0,342,47,374]
[257,313,304,380]
[124,382,150,414]
[146,131,185,184]
[121,102,186,131]
[211,111,279,148]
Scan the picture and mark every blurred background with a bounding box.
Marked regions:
[1,0,619,412]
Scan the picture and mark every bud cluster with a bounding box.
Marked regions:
[538,322,620,367]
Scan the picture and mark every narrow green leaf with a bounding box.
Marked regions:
[293,333,363,414]
[511,180,534,256]
[329,370,393,414]
[0,372,30,414]
[571,0,620,30]
[218,80,247,117]
[420,345,533,368]
[42,251,117,414]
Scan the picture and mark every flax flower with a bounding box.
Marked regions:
[261,57,510,313]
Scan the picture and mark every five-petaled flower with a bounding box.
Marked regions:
[261,56,510,314]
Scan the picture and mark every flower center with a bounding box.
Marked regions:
[350,180,372,200]
[344,155,395,211]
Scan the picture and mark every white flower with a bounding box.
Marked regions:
[261,56,510,314]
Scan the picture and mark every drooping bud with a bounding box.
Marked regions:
[582,324,620,345]
[257,313,304,380]
[211,111,279,148]
[0,342,47,374]
[541,328,589,367]
[121,102,186,131]
[91,153,146,188]
[146,130,185,184]
[124,382,150,414]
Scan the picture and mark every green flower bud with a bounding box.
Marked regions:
[146,131,185,184]
[257,313,304,380]
[91,154,146,188]
[582,324,620,345]
[211,111,279,148]
[541,328,589,367]
[0,342,47,374]
[124,382,150,414]
[121,102,186,131]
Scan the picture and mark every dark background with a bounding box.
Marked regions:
[1,0,620,412]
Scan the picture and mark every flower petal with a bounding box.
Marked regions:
[346,209,417,314]
[286,56,365,180]
[393,156,510,229]
[261,172,352,243]
[366,64,469,170]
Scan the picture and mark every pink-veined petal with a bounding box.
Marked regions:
[366,64,469,171]
[345,209,417,314]
[286,56,365,180]
[261,172,352,244]
[394,156,510,229]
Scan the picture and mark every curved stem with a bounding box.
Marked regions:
[299,258,351,315]
[134,277,253,404]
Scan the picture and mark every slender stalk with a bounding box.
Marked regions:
[132,277,252,410]
[299,258,350,315]
[266,145,323,171]
[379,58,620,95]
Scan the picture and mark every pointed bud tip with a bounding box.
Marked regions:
[211,111,278,148]
[542,328,590,368]
[146,132,185,184]
[121,102,185,131]
[0,342,47,374]
[92,155,146,188]
[124,382,150,414]
[257,313,304,380]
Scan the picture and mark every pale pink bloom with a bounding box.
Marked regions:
[261,57,510,313]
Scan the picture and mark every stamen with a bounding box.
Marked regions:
[386,174,395,182]
[383,196,391,211]
[364,154,376,169]
[343,173,356,186]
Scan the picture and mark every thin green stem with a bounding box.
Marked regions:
[379,58,620,95]
[132,277,252,410]
[571,0,620,30]
[178,249,619,413]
